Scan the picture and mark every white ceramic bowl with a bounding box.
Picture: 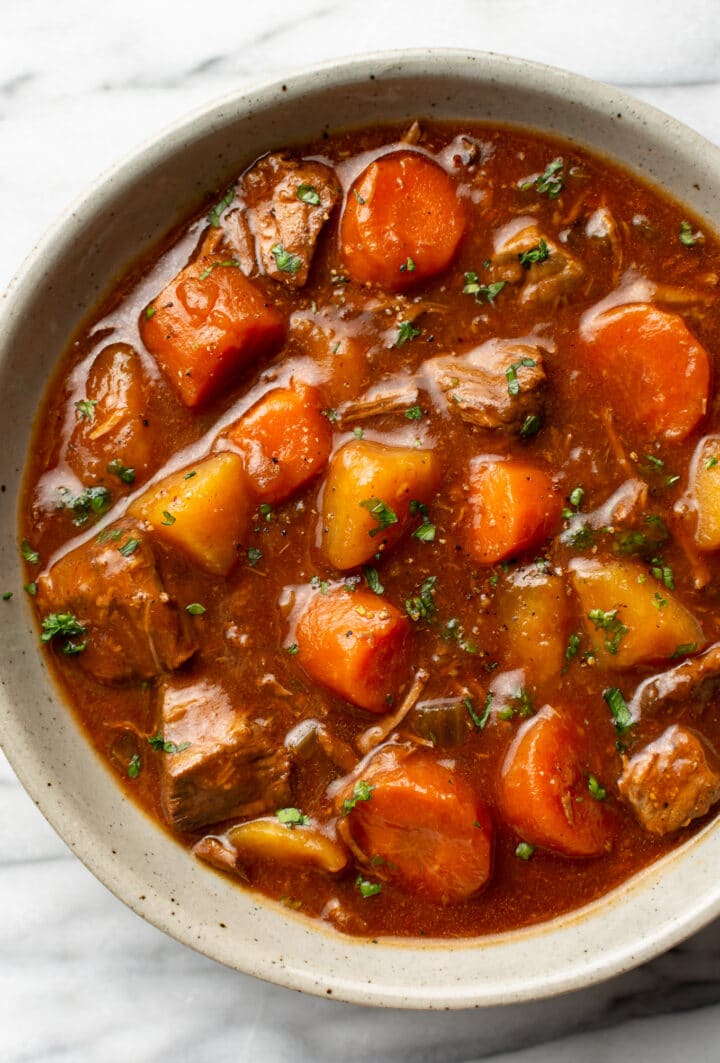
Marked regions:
[2,49,720,1009]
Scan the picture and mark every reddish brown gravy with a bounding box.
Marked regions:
[20,121,720,938]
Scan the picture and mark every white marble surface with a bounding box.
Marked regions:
[2,1,720,1059]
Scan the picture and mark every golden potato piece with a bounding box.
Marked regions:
[319,440,441,569]
[688,434,720,550]
[496,566,566,687]
[129,452,253,575]
[227,817,348,873]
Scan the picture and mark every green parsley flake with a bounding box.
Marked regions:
[2,591,12,601]
[41,612,87,656]
[58,485,112,526]
[259,502,273,522]
[127,754,141,779]
[405,575,437,622]
[505,357,537,397]
[148,734,191,754]
[518,239,550,268]
[198,258,241,281]
[247,547,263,567]
[342,779,375,816]
[466,692,493,730]
[405,405,423,421]
[207,185,236,227]
[270,244,303,274]
[145,305,156,320]
[161,510,176,526]
[21,539,39,564]
[522,157,564,198]
[297,183,321,206]
[363,566,384,595]
[75,398,97,422]
[276,807,308,829]
[24,582,37,596]
[463,274,506,303]
[603,687,633,735]
[107,458,135,484]
[360,497,398,537]
[588,607,628,655]
[679,220,702,247]
[395,320,421,347]
[399,257,416,272]
[515,842,535,860]
[588,775,607,801]
[355,875,382,899]
[286,643,299,655]
[519,413,542,438]
[118,537,140,557]
[186,603,206,616]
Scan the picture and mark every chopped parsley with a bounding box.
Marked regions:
[276,807,308,828]
[588,775,607,801]
[405,405,423,421]
[186,603,206,616]
[247,547,263,567]
[198,258,241,281]
[679,220,702,247]
[2,592,12,601]
[441,618,479,655]
[706,455,719,470]
[127,754,141,779]
[410,500,435,543]
[603,687,633,735]
[270,243,303,274]
[519,413,543,438]
[184,470,197,480]
[564,632,582,664]
[207,185,236,227]
[259,503,273,523]
[518,239,550,268]
[40,613,87,656]
[515,842,535,860]
[509,688,534,718]
[286,643,299,655]
[24,582,37,596]
[395,320,421,346]
[310,575,330,594]
[57,485,111,526]
[21,539,39,564]
[405,575,437,622]
[650,559,675,590]
[75,398,97,422]
[145,305,156,320]
[148,734,191,754]
[505,357,537,397]
[353,188,366,204]
[107,458,135,484]
[118,537,140,557]
[463,274,506,304]
[588,608,628,655]
[160,510,176,526]
[96,527,123,544]
[322,407,339,423]
[522,157,564,198]
[297,183,321,206]
[342,779,375,816]
[360,497,398,537]
[466,692,493,730]
[356,875,382,899]
[399,257,416,272]
[363,566,384,595]
[353,426,364,439]
[671,642,698,658]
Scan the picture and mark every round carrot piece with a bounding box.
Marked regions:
[582,303,710,441]
[467,459,562,565]
[294,589,410,713]
[338,746,493,902]
[498,707,613,858]
[340,151,466,291]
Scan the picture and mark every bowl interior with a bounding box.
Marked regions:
[2,50,720,1008]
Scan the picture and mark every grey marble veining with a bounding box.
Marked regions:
[2,1,720,1059]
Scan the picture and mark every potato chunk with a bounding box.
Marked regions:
[496,566,566,687]
[129,453,253,576]
[688,434,720,549]
[569,557,704,668]
[319,440,441,569]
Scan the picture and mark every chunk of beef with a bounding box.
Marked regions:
[618,724,720,835]
[158,680,291,831]
[491,218,583,305]
[36,522,196,684]
[423,338,546,432]
[630,642,720,716]
[244,154,339,289]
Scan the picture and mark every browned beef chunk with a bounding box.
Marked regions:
[618,724,720,835]
[158,680,291,831]
[36,522,196,684]
[490,218,583,306]
[424,339,546,432]
[244,154,339,289]
[630,642,720,716]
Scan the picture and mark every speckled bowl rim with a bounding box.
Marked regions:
[3,48,720,1009]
